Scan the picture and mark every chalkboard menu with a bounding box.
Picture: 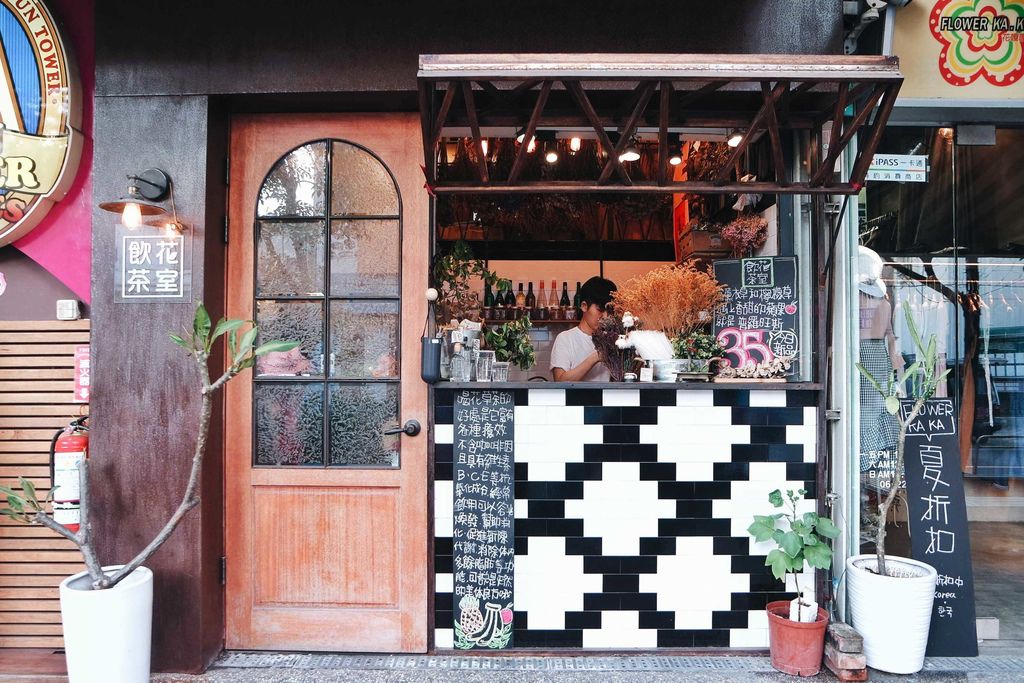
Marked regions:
[713,256,801,374]
[452,390,515,649]
[901,398,978,657]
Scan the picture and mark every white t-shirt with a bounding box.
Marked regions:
[550,326,610,382]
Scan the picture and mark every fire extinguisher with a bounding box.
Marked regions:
[49,415,88,533]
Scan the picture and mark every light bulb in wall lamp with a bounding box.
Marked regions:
[569,137,582,153]
[727,131,744,148]
[544,143,559,164]
[121,201,142,229]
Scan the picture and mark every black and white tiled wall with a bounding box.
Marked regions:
[433,387,818,649]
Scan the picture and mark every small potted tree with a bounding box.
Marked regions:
[847,307,949,674]
[0,304,295,682]
[748,488,838,676]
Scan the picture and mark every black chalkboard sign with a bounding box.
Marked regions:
[452,390,515,649]
[901,398,978,657]
[713,256,801,375]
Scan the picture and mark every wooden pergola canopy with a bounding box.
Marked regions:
[417,53,903,195]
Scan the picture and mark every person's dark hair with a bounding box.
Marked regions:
[578,276,617,310]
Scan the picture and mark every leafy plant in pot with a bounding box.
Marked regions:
[848,307,950,674]
[483,316,535,378]
[748,488,838,677]
[0,304,296,682]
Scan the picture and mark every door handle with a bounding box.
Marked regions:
[384,420,421,437]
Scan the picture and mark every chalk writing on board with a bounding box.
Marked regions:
[714,257,800,374]
[902,398,977,657]
[453,390,515,649]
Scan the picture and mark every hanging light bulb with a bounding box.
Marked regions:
[668,133,682,166]
[480,139,489,157]
[727,130,744,148]
[527,136,537,153]
[618,137,640,163]
[569,137,582,153]
[544,142,559,164]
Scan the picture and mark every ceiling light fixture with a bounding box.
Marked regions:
[618,137,640,163]
[668,133,683,166]
[727,130,744,148]
[569,137,582,153]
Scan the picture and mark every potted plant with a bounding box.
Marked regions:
[848,307,950,674]
[483,316,535,379]
[747,488,839,677]
[611,263,726,381]
[431,239,509,325]
[671,331,723,376]
[0,304,296,682]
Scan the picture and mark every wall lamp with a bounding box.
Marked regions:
[99,168,184,234]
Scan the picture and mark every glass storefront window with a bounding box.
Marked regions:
[854,126,1024,638]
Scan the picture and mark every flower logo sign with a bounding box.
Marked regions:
[930,0,1024,86]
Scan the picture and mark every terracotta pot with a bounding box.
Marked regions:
[765,600,829,677]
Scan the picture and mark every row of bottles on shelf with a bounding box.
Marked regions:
[483,280,581,322]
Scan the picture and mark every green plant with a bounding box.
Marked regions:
[748,488,839,621]
[0,304,296,590]
[856,307,951,577]
[432,240,509,324]
[672,331,723,360]
[483,316,535,371]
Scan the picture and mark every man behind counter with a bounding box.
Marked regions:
[550,276,617,382]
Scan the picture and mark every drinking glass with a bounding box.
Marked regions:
[492,361,510,382]
[449,352,471,382]
[475,350,495,382]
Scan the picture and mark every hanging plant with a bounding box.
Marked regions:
[721,214,769,257]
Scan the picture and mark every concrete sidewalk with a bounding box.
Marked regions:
[145,650,1024,683]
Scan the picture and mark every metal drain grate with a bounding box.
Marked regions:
[214,653,775,672]
[924,657,1024,672]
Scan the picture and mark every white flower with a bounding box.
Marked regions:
[622,312,636,329]
[615,334,633,350]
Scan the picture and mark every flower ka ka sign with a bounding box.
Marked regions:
[0,0,81,247]
[930,0,1024,87]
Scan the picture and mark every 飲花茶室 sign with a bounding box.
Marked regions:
[866,154,929,183]
[0,0,82,247]
[452,390,514,649]
[901,398,978,657]
[116,233,192,302]
[713,257,800,375]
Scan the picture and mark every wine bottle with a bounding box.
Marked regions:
[525,282,536,319]
[483,282,495,308]
[515,283,526,309]
[560,281,571,308]
[573,281,582,317]
[548,280,558,308]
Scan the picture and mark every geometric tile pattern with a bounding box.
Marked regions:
[433,387,819,650]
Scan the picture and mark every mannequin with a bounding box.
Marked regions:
[858,246,903,472]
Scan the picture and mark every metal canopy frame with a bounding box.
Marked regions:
[417,53,903,195]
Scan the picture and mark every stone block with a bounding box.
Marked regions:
[826,621,864,653]
[825,642,867,670]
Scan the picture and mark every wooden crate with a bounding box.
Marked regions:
[678,229,731,261]
[0,320,89,651]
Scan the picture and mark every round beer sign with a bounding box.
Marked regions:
[0,0,81,247]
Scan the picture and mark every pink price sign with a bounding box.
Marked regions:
[73,345,90,404]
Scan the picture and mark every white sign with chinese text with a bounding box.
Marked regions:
[865,154,930,183]
[119,234,188,300]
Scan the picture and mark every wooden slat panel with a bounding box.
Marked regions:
[0,575,64,587]
[0,405,84,416]
[0,345,82,356]
[0,636,64,647]
[0,357,74,368]
[0,381,75,393]
[0,321,86,651]
[0,565,83,575]
[0,600,60,611]
[0,320,89,331]
[0,539,75,551]
[0,611,60,623]
[0,369,75,380]
[0,624,62,636]
[0,332,89,343]
[0,417,69,428]
[0,394,75,404]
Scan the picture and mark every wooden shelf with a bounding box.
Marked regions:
[482,318,578,326]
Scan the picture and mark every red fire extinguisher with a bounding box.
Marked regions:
[49,416,88,533]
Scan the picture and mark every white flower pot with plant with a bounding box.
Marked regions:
[748,488,839,676]
[1,305,296,683]
[849,307,950,674]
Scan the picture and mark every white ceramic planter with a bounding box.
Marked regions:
[59,565,153,683]
[846,554,936,674]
